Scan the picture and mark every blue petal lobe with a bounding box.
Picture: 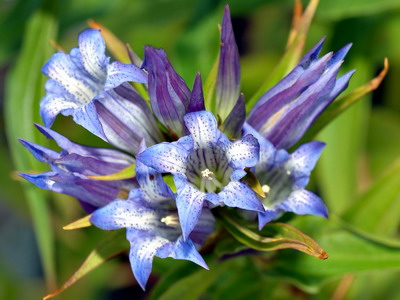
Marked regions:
[218,181,264,212]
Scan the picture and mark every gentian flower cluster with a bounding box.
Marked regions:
[20,5,353,289]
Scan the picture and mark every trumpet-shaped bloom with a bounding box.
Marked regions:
[41,28,163,154]
[244,124,328,229]
[248,38,355,149]
[138,111,264,239]
[19,124,136,211]
[90,142,214,290]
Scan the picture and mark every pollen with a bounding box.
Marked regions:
[201,168,215,181]
[261,184,271,194]
[161,215,180,228]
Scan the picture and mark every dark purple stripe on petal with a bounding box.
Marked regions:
[142,46,190,137]
[215,5,241,121]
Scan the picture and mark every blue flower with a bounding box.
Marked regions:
[90,141,214,290]
[138,110,264,239]
[19,124,136,212]
[244,124,328,229]
[247,38,355,149]
[41,28,163,154]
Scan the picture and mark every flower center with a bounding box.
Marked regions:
[185,147,232,193]
[161,214,180,228]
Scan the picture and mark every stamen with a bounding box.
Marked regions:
[261,184,270,194]
[201,168,214,181]
[161,215,180,228]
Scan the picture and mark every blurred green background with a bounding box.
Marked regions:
[1,0,400,299]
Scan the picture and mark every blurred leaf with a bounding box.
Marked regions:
[63,215,92,230]
[155,259,232,300]
[367,109,400,177]
[343,160,400,236]
[302,58,389,142]
[4,2,58,290]
[269,219,400,293]
[87,164,135,180]
[246,0,319,111]
[43,230,128,299]
[204,53,220,113]
[215,209,328,259]
[318,0,400,20]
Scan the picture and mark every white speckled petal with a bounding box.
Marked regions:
[218,181,264,212]
[40,94,79,127]
[226,134,260,169]
[285,141,325,178]
[137,143,188,175]
[176,183,206,240]
[127,230,170,290]
[90,199,159,231]
[78,29,108,82]
[42,52,99,104]
[279,189,328,218]
[170,236,208,269]
[184,111,219,148]
[71,102,106,140]
[105,61,148,90]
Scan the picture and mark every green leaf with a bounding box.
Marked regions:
[215,208,328,259]
[4,2,58,290]
[43,230,128,300]
[269,219,400,293]
[87,164,135,180]
[343,160,400,236]
[155,259,233,300]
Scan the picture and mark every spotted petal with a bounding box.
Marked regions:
[105,61,148,90]
[184,111,219,148]
[278,189,328,218]
[218,181,264,212]
[226,134,260,169]
[127,230,170,290]
[175,181,206,240]
[90,199,157,231]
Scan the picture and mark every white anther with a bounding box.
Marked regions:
[201,168,214,181]
[261,184,271,194]
[161,215,180,228]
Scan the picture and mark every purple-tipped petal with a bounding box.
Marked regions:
[264,61,342,149]
[187,73,205,113]
[105,61,148,90]
[226,134,260,169]
[176,183,206,240]
[137,143,188,174]
[183,111,219,148]
[298,37,325,67]
[221,93,246,139]
[142,46,190,137]
[219,181,264,212]
[279,189,328,218]
[215,5,241,121]
[19,139,59,163]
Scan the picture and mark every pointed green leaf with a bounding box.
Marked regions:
[214,209,328,259]
[43,230,128,299]
[63,215,92,230]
